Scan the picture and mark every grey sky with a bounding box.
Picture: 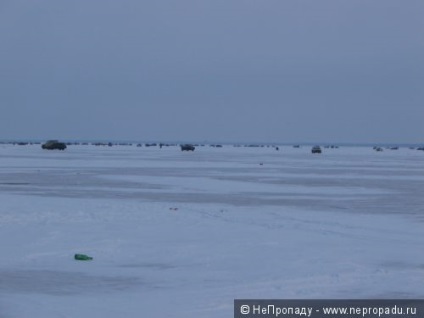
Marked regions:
[1,0,423,143]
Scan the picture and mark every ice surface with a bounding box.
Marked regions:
[0,144,423,317]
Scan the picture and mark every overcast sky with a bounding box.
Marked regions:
[1,0,423,144]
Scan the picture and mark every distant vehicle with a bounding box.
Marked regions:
[41,140,67,150]
[374,147,383,152]
[311,146,322,154]
[180,144,195,151]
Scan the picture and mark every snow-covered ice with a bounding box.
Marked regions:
[0,144,423,317]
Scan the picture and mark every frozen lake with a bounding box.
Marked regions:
[0,144,423,317]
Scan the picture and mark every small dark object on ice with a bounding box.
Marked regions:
[42,140,67,150]
[311,146,322,154]
[180,144,195,151]
[74,254,93,261]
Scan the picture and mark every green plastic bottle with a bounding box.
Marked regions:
[74,254,93,261]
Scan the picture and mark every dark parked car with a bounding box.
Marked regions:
[180,144,195,151]
[311,146,322,154]
[41,140,67,150]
